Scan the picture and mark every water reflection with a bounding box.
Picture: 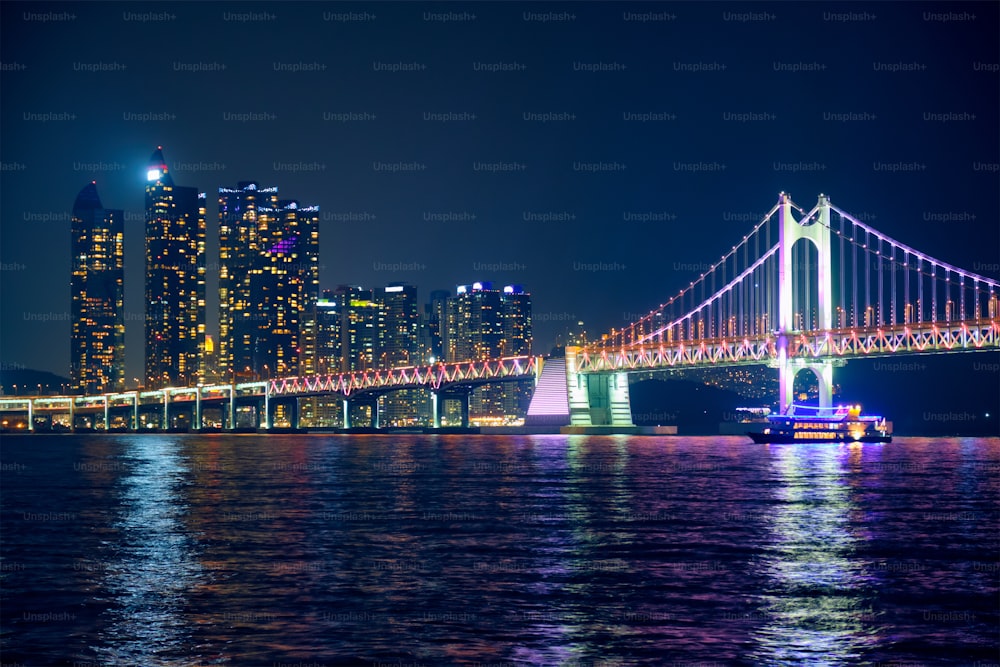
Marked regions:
[4,433,996,664]
[751,443,882,664]
[509,435,634,666]
[96,436,204,665]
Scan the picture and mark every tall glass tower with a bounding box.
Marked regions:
[70,181,124,394]
[218,182,318,381]
[144,147,206,389]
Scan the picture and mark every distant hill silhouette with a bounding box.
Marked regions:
[629,378,748,434]
[0,368,72,395]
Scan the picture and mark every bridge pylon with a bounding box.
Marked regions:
[565,346,635,431]
[777,192,834,413]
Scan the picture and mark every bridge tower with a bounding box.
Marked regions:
[777,192,834,413]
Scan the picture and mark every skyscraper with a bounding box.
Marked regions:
[298,292,341,426]
[500,285,532,358]
[446,282,504,363]
[378,283,419,367]
[144,147,206,389]
[218,182,318,381]
[333,285,381,373]
[423,288,450,365]
[499,285,533,417]
[445,282,533,423]
[376,283,422,425]
[70,182,124,394]
[299,291,341,377]
[219,181,274,381]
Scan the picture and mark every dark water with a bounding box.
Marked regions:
[1,434,998,667]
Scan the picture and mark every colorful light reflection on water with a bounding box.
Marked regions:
[1,434,996,665]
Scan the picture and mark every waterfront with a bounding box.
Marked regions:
[1,434,997,666]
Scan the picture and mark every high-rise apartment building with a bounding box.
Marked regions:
[332,285,381,373]
[144,147,206,388]
[298,292,342,426]
[299,290,341,376]
[70,182,124,394]
[376,283,422,425]
[218,182,318,380]
[423,289,450,365]
[445,282,532,423]
[218,181,274,380]
[378,284,419,367]
[499,285,533,417]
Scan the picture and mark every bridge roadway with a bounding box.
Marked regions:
[578,320,1000,373]
[0,356,540,432]
[5,318,995,433]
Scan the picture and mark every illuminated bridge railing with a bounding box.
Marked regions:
[788,320,1000,360]
[589,193,999,358]
[0,359,538,415]
[267,356,539,397]
[576,319,999,373]
[577,337,776,373]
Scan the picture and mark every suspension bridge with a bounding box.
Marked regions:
[2,192,997,432]
[536,192,998,430]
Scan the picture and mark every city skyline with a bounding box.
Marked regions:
[52,146,545,391]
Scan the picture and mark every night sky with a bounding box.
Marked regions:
[1,2,997,400]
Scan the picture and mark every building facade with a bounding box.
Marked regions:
[218,181,318,381]
[378,284,419,368]
[219,181,275,381]
[332,285,381,373]
[499,285,533,417]
[376,283,423,425]
[422,288,450,365]
[445,282,532,423]
[70,182,124,394]
[144,147,206,389]
[299,292,341,377]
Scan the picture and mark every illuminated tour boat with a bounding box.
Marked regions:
[747,404,892,444]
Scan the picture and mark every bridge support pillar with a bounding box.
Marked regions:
[341,397,379,429]
[254,398,265,429]
[162,390,170,430]
[565,347,634,428]
[195,389,202,430]
[431,389,471,428]
[458,393,469,428]
[264,390,271,429]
